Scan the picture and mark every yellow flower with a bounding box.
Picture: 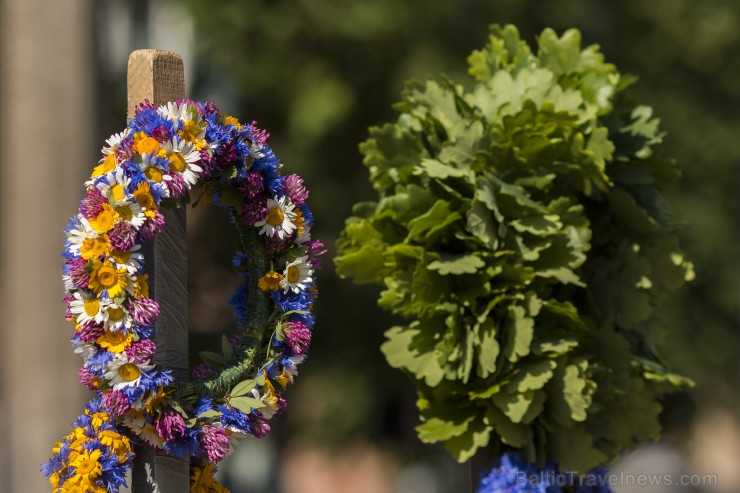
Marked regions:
[89,204,120,234]
[224,116,242,129]
[97,329,132,353]
[144,386,171,414]
[88,259,129,298]
[133,131,161,155]
[98,429,132,462]
[133,182,157,210]
[135,273,150,297]
[80,234,110,260]
[69,449,102,484]
[91,154,116,178]
[258,271,284,291]
[179,121,206,150]
[191,462,230,493]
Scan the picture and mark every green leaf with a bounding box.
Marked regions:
[417,416,474,442]
[506,360,556,393]
[427,254,484,275]
[221,334,234,361]
[381,326,444,386]
[493,389,535,423]
[475,318,499,378]
[417,158,469,179]
[485,405,532,448]
[230,373,267,397]
[199,351,227,366]
[229,396,266,414]
[502,305,534,363]
[548,426,607,473]
[466,201,498,249]
[444,417,491,462]
[406,200,452,241]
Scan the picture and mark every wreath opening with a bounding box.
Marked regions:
[44,99,325,493]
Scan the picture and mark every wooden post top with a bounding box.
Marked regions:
[127,50,185,118]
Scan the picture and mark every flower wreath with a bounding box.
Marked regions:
[43,100,326,493]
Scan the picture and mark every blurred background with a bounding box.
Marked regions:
[1,0,738,492]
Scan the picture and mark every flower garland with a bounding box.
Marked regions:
[43,100,325,493]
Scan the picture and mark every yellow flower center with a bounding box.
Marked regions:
[107,308,124,321]
[83,299,100,317]
[144,166,163,183]
[169,153,186,173]
[115,205,132,221]
[287,265,301,283]
[112,249,130,264]
[267,207,284,226]
[118,363,141,382]
[97,265,118,288]
[75,457,98,475]
[138,136,160,155]
[111,184,126,203]
[104,329,126,344]
[133,183,155,209]
[93,210,115,233]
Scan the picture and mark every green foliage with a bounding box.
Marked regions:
[336,25,693,471]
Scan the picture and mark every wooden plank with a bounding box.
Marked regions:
[127,49,189,493]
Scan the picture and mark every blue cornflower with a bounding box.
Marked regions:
[477,451,559,493]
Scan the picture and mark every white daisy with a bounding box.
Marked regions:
[162,136,203,187]
[158,101,191,122]
[296,224,311,244]
[73,341,97,361]
[255,196,297,239]
[94,169,132,205]
[113,199,146,228]
[110,244,143,274]
[69,291,110,325]
[137,424,163,448]
[279,256,314,293]
[104,354,154,390]
[66,215,96,256]
[102,128,131,155]
[102,302,133,332]
[137,153,173,185]
[123,409,147,430]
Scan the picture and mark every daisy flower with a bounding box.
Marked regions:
[279,256,313,293]
[162,136,203,187]
[255,196,297,239]
[122,408,146,431]
[104,354,154,390]
[102,128,131,154]
[94,169,132,205]
[69,291,110,326]
[110,245,144,274]
[158,101,190,122]
[102,303,133,332]
[137,152,172,185]
[112,199,146,228]
[66,215,96,256]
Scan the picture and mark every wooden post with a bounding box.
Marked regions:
[127,49,190,492]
